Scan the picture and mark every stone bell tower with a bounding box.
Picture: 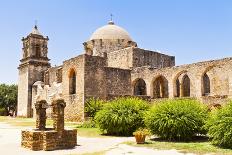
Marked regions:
[17,25,51,117]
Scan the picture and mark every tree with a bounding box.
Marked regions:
[0,84,17,116]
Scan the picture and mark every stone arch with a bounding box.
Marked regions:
[152,75,169,98]
[201,65,215,96]
[68,68,76,94]
[132,78,147,95]
[173,70,187,97]
[182,74,190,97]
[202,73,210,96]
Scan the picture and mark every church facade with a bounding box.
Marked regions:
[17,21,232,121]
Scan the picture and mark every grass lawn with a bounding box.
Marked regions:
[0,116,105,138]
[125,137,232,155]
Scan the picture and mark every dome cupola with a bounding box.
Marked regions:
[89,21,132,41]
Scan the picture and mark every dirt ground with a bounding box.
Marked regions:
[0,122,191,155]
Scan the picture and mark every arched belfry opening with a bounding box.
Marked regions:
[202,73,210,96]
[152,76,169,98]
[133,78,147,95]
[182,74,190,97]
[69,69,76,94]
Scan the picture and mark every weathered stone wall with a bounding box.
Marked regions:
[45,66,62,85]
[131,57,232,104]
[107,47,133,69]
[84,39,137,57]
[18,63,50,117]
[62,55,85,121]
[105,67,132,98]
[21,129,77,151]
[84,55,107,100]
[107,47,175,70]
[21,99,77,151]
[17,66,29,116]
[132,48,175,68]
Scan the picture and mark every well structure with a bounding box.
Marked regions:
[21,98,77,151]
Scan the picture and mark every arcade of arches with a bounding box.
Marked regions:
[133,71,214,99]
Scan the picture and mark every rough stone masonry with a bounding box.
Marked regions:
[21,98,77,151]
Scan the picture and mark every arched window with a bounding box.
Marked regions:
[182,74,190,97]
[153,76,168,98]
[202,73,210,96]
[69,69,76,94]
[133,78,147,95]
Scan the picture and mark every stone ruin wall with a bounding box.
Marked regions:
[105,67,132,99]
[84,55,107,100]
[132,48,175,68]
[44,66,62,85]
[131,57,232,105]
[62,55,85,121]
[107,47,134,69]
[84,54,132,100]
[107,47,175,70]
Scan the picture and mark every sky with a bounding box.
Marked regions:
[0,0,232,84]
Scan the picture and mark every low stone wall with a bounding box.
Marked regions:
[21,129,77,151]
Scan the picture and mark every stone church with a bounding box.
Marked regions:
[17,20,232,121]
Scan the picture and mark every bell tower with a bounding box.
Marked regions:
[17,25,51,117]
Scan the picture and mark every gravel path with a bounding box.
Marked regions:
[0,122,192,155]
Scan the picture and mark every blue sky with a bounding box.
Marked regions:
[0,0,232,84]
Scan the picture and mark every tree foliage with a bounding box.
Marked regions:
[0,84,17,115]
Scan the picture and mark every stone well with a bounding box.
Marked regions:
[21,99,77,151]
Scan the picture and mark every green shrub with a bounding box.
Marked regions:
[85,98,105,117]
[76,119,97,128]
[0,107,7,116]
[145,99,208,141]
[206,101,232,148]
[95,97,149,136]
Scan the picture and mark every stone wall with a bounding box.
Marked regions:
[44,66,62,85]
[18,62,50,117]
[105,67,132,98]
[62,55,85,121]
[84,39,137,57]
[107,47,133,69]
[131,57,232,104]
[84,55,107,100]
[132,48,175,68]
[107,47,175,69]
[17,66,29,116]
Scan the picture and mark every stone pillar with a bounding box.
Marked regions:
[52,99,66,133]
[35,100,47,130]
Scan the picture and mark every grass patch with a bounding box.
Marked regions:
[125,137,232,155]
[77,128,102,137]
[0,116,80,127]
[0,116,106,138]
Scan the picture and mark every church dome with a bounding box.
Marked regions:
[89,21,132,41]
